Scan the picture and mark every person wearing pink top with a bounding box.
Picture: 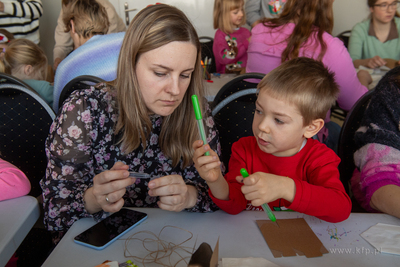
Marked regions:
[0,158,31,201]
[245,0,371,153]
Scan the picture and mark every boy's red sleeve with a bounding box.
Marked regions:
[209,140,248,214]
[288,147,352,223]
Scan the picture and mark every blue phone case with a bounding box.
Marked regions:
[73,209,147,250]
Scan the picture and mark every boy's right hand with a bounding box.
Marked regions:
[192,140,222,183]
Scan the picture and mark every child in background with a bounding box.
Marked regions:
[0,29,14,58]
[0,157,31,201]
[213,0,251,73]
[0,38,53,107]
[193,57,352,223]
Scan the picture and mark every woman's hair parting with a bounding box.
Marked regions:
[63,0,110,39]
[258,57,339,126]
[0,38,47,80]
[213,0,246,33]
[261,0,334,62]
[114,4,204,167]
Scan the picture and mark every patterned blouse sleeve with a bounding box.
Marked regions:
[182,102,221,212]
[41,86,112,232]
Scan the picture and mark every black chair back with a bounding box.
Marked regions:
[58,75,105,111]
[337,30,351,48]
[0,83,55,197]
[338,89,374,194]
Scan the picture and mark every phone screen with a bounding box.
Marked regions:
[74,209,147,250]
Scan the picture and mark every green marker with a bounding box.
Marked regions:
[240,168,276,222]
[191,95,210,156]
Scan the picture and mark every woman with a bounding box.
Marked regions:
[245,0,370,152]
[41,4,220,243]
[351,66,400,219]
[349,0,400,69]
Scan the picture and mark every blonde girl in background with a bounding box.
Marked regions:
[0,38,53,107]
[213,0,251,73]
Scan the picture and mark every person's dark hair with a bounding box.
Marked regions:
[259,0,334,63]
[113,4,204,167]
[258,57,339,126]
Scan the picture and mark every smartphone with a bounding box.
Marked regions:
[74,209,147,250]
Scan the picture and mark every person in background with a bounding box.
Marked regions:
[0,0,42,44]
[52,0,116,111]
[349,0,400,69]
[245,0,371,153]
[245,0,286,28]
[0,157,31,201]
[0,38,53,106]
[351,66,400,219]
[53,0,125,71]
[213,0,251,74]
[193,57,351,223]
[0,28,14,57]
[41,4,220,244]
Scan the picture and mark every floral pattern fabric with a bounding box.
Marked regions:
[40,83,220,233]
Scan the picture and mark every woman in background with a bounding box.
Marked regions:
[349,0,400,69]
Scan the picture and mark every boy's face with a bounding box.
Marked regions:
[252,90,309,157]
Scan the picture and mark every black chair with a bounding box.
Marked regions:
[338,89,374,195]
[58,75,105,111]
[212,72,265,108]
[337,30,351,49]
[0,81,56,198]
[0,72,33,88]
[212,78,264,173]
[199,36,217,74]
[330,102,348,121]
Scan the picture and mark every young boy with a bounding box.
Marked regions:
[193,57,352,223]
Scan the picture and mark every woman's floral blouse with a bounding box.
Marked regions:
[40,83,221,233]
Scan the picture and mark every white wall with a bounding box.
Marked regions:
[38,0,61,64]
[37,0,374,64]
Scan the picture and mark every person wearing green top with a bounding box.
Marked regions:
[349,0,400,69]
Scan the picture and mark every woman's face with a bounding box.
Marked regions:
[135,41,197,116]
[370,0,398,24]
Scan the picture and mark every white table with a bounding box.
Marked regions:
[0,195,40,266]
[205,73,239,102]
[42,209,400,267]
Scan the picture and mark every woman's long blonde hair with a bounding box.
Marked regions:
[113,4,205,168]
[0,38,47,80]
[260,0,334,62]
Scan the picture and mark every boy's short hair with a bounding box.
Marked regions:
[257,57,339,126]
[63,0,109,39]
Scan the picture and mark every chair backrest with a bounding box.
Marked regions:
[336,30,351,48]
[212,72,265,108]
[0,73,33,88]
[58,75,105,110]
[53,32,125,110]
[212,88,258,172]
[0,83,56,197]
[338,89,374,194]
[199,36,216,74]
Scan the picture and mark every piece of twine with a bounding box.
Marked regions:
[121,225,197,267]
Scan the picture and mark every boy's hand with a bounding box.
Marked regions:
[192,140,222,183]
[236,172,295,206]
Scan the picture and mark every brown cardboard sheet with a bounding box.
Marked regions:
[256,218,328,258]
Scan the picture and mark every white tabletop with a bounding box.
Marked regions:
[205,74,239,102]
[42,209,400,267]
[0,195,40,266]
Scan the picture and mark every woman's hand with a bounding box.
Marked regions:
[236,172,295,206]
[365,56,386,69]
[84,162,135,214]
[148,175,198,211]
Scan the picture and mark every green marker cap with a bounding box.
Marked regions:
[191,95,202,120]
[240,168,249,178]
